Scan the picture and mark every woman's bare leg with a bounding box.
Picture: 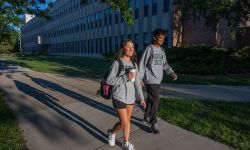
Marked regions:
[123,105,134,142]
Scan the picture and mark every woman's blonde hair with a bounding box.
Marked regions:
[115,39,137,63]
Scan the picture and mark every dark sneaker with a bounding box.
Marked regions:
[151,123,160,134]
[142,116,150,125]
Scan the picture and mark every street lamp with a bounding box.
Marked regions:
[19,26,23,56]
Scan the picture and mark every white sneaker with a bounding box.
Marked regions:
[108,129,115,146]
[122,141,135,150]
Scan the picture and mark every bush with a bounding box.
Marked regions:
[0,49,11,54]
[102,51,117,62]
[165,45,250,74]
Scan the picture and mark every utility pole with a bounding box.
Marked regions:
[19,27,23,56]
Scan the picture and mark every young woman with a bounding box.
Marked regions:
[106,39,146,150]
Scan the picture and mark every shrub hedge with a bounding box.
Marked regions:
[166,45,250,74]
[102,45,250,75]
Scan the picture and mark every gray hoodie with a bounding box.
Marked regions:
[138,44,174,84]
[106,59,144,104]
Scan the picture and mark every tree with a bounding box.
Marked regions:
[0,0,52,44]
[81,0,134,24]
[174,0,250,30]
[173,0,250,47]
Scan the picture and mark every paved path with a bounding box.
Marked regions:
[0,58,237,150]
[161,83,250,102]
[0,58,31,73]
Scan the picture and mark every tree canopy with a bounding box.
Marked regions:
[174,0,250,30]
[0,0,51,44]
[82,0,134,24]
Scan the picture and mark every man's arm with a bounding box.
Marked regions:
[138,46,152,80]
[162,50,177,80]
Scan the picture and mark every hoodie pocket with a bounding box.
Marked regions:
[113,84,124,99]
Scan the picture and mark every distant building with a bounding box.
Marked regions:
[24,14,35,23]
[21,0,173,56]
[172,6,250,48]
[21,0,249,56]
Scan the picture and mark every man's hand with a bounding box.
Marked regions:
[171,73,177,81]
[140,81,145,87]
[140,100,146,109]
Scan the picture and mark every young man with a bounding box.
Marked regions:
[138,28,177,134]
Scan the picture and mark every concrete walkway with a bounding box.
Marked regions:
[0,58,240,150]
[161,83,250,102]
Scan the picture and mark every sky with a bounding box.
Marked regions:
[16,0,56,31]
[39,0,56,10]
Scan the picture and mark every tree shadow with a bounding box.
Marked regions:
[24,75,150,133]
[14,80,107,144]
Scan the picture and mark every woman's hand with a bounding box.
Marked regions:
[140,100,146,109]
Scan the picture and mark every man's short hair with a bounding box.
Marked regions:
[153,28,165,37]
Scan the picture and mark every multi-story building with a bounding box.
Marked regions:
[21,0,173,56]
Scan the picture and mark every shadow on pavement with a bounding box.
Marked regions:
[14,80,108,144]
[26,75,150,133]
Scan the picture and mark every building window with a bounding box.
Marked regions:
[152,0,157,15]
[109,37,112,52]
[88,16,90,29]
[121,15,124,23]
[89,40,91,53]
[84,18,86,30]
[144,0,149,17]
[95,12,99,28]
[105,38,108,53]
[95,39,98,54]
[134,34,138,51]
[128,34,132,40]
[99,11,102,27]
[99,38,102,53]
[163,0,169,12]
[128,0,132,7]
[115,36,119,52]
[91,39,93,53]
[120,35,124,44]
[109,8,112,26]
[143,32,149,49]
[91,15,94,29]
[81,40,84,53]
[104,9,109,26]
[115,10,119,24]
[77,24,80,32]
[84,40,87,53]
[135,0,140,19]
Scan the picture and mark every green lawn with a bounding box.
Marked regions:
[158,98,250,150]
[3,55,250,85]
[0,90,27,149]
[6,55,110,79]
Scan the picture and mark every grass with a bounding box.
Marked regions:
[2,55,250,85]
[0,90,27,149]
[158,98,250,150]
[5,55,110,79]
